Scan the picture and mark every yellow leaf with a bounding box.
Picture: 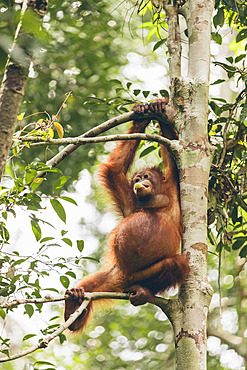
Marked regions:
[209,130,216,136]
[17,112,25,120]
[33,178,43,183]
[53,122,64,138]
[48,127,54,138]
[37,119,43,125]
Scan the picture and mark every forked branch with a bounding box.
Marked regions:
[0,292,171,363]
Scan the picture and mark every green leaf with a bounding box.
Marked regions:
[66,271,76,279]
[110,79,122,85]
[50,199,66,223]
[126,82,132,89]
[0,308,6,320]
[31,220,42,241]
[133,89,141,96]
[211,79,225,85]
[237,197,247,212]
[159,90,169,98]
[25,169,37,184]
[213,7,224,27]
[209,101,221,116]
[0,285,15,297]
[23,334,37,341]
[59,333,67,344]
[24,304,34,318]
[153,38,167,51]
[235,54,246,63]
[40,237,55,243]
[34,361,56,367]
[12,258,27,266]
[60,196,77,206]
[212,32,222,45]
[60,275,69,289]
[240,104,247,123]
[225,56,233,64]
[44,287,59,293]
[147,26,157,42]
[62,238,72,247]
[232,238,246,250]
[30,178,44,191]
[12,144,19,157]
[236,29,247,43]
[140,146,157,158]
[239,245,247,258]
[53,176,70,192]
[36,163,62,173]
[142,91,150,98]
[77,239,84,252]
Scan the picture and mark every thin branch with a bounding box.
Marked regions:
[17,133,176,150]
[0,292,130,309]
[31,110,132,178]
[0,291,170,363]
[0,299,90,363]
[32,102,176,178]
[33,110,164,177]
[1,291,169,309]
[1,295,65,309]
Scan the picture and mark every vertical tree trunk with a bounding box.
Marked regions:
[160,1,215,368]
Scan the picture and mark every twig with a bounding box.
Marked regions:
[214,62,237,74]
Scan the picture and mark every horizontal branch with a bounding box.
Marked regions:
[34,110,135,177]
[18,133,175,150]
[23,108,174,178]
[0,291,170,363]
[0,292,130,309]
[1,291,169,309]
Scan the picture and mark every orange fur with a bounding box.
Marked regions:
[64,99,189,332]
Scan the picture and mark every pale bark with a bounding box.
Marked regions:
[158,1,215,369]
[180,0,213,80]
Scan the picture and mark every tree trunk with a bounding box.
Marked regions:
[160,1,215,368]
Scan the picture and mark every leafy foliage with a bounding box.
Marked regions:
[0,0,247,368]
